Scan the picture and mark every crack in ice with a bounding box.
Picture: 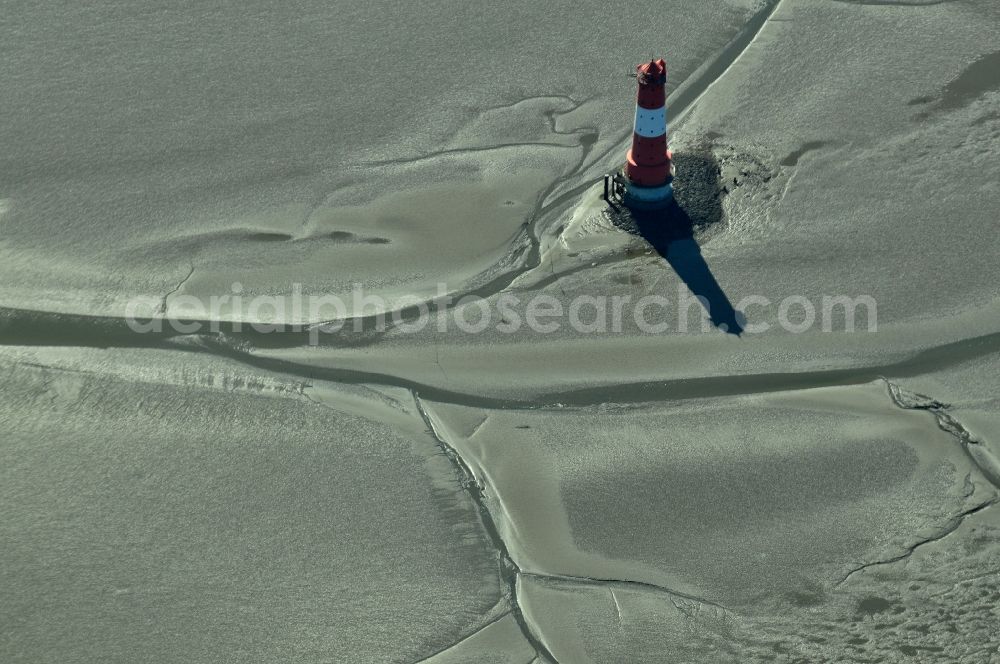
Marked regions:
[609,589,623,628]
[837,497,997,587]
[413,393,741,660]
[413,393,560,664]
[884,378,1000,490]
[519,571,733,617]
[158,262,196,316]
[407,611,513,664]
[836,378,1000,587]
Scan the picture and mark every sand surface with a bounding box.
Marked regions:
[2,0,999,662]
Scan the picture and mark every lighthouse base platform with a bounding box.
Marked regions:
[604,171,674,211]
[624,180,674,210]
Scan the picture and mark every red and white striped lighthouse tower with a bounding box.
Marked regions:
[622,58,674,209]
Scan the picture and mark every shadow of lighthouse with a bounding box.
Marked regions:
[625,150,744,336]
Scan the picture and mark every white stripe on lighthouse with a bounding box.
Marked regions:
[633,105,667,138]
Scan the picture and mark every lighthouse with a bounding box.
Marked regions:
[616,58,675,210]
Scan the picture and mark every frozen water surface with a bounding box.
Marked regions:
[2,0,1000,661]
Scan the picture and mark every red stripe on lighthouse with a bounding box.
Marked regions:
[625,58,672,188]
